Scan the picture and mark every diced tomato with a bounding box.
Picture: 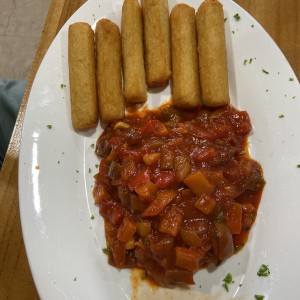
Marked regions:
[159,207,183,237]
[141,120,169,137]
[191,146,217,162]
[227,110,252,134]
[127,168,150,191]
[152,170,177,189]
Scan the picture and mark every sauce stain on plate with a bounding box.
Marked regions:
[131,268,222,300]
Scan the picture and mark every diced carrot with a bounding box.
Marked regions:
[135,180,158,201]
[175,247,204,272]
[117,216,137,243]
[143,153,160,165]
[183,171,214,196]
[194,194,216,215]
[142,189,177,217]
[159,207,183,237]
[225,202,243,234]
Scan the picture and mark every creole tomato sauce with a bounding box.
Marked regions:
[93,104,265,286]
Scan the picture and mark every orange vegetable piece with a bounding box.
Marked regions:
[143,153,160,165]
[175,247,204,272]
[117,216,137,242]
[135,180,158,201]
[183,170,214,195]
[225,202,243,234]
[194,194,216,215]
[142,189,177,217]
[159,207,183,237]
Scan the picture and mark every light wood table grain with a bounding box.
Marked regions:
[0,0,299,299]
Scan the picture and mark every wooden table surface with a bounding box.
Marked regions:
[0,0,299,299]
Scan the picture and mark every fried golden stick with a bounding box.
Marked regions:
[170,4,201,108]
[122,0,147,103]
[142,0,171,87]
[196,0,230,107]
[95,19,125,123]
[68,22,99,129]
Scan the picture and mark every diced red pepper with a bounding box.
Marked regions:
[191,147,217,162]
[152,170,177,189]
[127,168,150,191]
[225,202,243,234]
[141,120,169,137]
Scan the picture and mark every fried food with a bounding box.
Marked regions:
[170,4,201,108]
[95,19,125,123]
[68,22,99,129]
[142,0,171,87]
[196,0,230,107]
[122,0,147,103]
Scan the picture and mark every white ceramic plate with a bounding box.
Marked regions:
[19,0,300,299]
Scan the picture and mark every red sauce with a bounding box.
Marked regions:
[93,104,265,286]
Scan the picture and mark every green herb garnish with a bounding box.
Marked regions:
[91,215,95,220]
[234,13,241,21]
[60,84,66,88]
[243,59,248,65]
[255,295,265,300]
[222,273,234,292]
[88,167,92,173]
[257,264,270,277]
[102,248,109,255]
[224,18,227,22]
[278,114,285,118]
[297,164,300,168]
[289,78,294,81]
[262,69,269,74]
[47,124,52,129]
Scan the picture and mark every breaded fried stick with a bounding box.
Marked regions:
[68,22,99,129]
[170,4,202,108]
[95,19,125,123]
[196,0,230,107]
[142,0,171,87]
[122,0,147,103]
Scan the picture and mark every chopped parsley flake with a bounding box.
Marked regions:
[278,114,285,118]
[222,273,234,292]
[257,264,270,277]
[234,13,241,21]
[292,96,296,99]
[58,161,60,164]
[224,17,227,22]
[73,277,77,281]
[141,271,147,280]
[243,59,248,65]
[265,89,269,92]
[76,170,79,173]
[289,78,294,81]
[60,84,66,88]
[249,58,253,64]
[90,143,95,148]
[47,124,52,129]
[251,24,254,28]
[95,164,99,168]
[255,295,265,300]
[91,215,95,220]
[102,248,109,255]
[262,69,269,74]
[88,167,92,173]
[297,164,300,168]
[232,30,235,34]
